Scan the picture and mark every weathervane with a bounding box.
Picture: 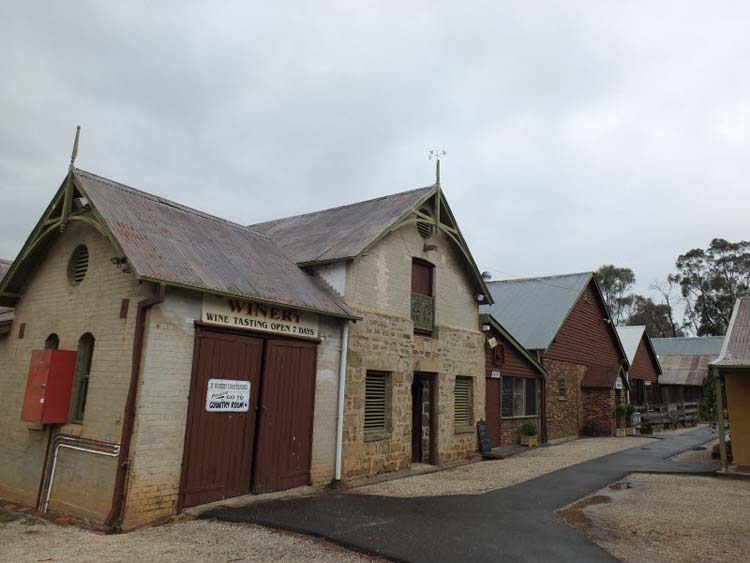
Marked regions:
[69,125,81,172]
[428,149,446,186]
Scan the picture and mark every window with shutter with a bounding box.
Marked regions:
[411,259,435,334]
[454,376,472,427]
[364,371,389,435]
[70,333,95,421]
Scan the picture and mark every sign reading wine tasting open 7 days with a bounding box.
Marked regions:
[201,295,319,339]
[205,379,251,412]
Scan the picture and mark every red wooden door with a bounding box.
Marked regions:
[485,378,502,448]
[180,331,263,508]
[253,339,317,494]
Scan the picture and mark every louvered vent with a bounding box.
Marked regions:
[69,245,89,285]
[364,371,388,434]
[417,221,433,238]
[454,376,472,426]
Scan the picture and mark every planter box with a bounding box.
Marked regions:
[520,434,538,447]
[625,427,636,436]
[615,428,626,437]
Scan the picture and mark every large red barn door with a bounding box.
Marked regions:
[253,339,317,494]
[180,331,263,508]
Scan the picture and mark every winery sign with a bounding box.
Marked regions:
[202,295,319,339]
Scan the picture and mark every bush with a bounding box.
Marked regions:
[615,403,628,416]
[521,422,538,436]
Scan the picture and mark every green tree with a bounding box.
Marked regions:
[701,370,717,422]
[673,238,750,335]
[627,295,684,337]
[595,265,636,324]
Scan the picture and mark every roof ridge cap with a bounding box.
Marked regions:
[487,271,592,284]
[75,169,273,241]
[252,184,435,228]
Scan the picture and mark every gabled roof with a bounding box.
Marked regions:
[0,259,11,281]
[616,325,662,375]
[652,336,723,386]
[251,184,492,302]
[712,296,750,369]
[581,365,628,389]
[252,187,434,265]
[480,314,546,377]
[480,272,593,351]
[0,170,355,320]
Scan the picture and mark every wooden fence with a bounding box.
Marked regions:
[633,402,700,431]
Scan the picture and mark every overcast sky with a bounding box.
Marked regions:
[2,2,749,310]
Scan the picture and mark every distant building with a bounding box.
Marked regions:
[652,335,724,404]
[616,325,662,405]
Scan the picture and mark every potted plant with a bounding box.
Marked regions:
[520,422,538,447]
[625,404,637,435]
[615,404,628,437]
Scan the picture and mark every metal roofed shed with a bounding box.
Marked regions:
[480,272,593,351]
[652,336,724,386]
[652,336,725,356]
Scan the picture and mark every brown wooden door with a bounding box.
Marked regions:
[180,331,263,508]
[485,378,502,448]
[253,339,317,494]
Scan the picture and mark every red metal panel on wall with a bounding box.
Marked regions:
[20,350,76,424]
[253,339,317,494]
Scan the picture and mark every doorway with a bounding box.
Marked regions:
[411,372,438,465]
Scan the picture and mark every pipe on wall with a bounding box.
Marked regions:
[334,321,350,481]
[41,434,120,513]
[103,283,165,532]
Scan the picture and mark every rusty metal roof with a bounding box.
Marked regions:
[74,170,354,319]
[651,336,723,386]
[712,296,750,369]
[652,336,724,356]
[251,186,435,265]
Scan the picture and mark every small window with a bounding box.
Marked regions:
[44,333,60,350]
[454,376,472,427]
[501,376,538,417]
[70,333,95,421]
[364,371,389,435]
[68,245,90,285]
[493,344,505,366]
[558,378,567,400]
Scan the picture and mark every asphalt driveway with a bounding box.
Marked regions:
[203,427,715,563]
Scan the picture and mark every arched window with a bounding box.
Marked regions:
[70,333,95,421]
[44,334,60,350]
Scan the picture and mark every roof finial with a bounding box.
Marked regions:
[429,149,446,186]
[69,125,81,171]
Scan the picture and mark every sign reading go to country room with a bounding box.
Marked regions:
[206,379,251,412]
[201,295,319,339]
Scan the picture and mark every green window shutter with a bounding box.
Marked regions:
[365,372,388,434]
[454,376,472,426]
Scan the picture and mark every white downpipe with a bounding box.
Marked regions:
[334,321,350,481]
[43,439,120,513]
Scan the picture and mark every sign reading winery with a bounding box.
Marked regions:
[205,379,251,412]
[201,295,319,339]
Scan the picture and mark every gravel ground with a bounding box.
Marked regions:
[0,513,381,563]
[354,437,655,497]
[563,473,750,563]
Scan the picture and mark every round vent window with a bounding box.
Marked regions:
[68,244,90,285]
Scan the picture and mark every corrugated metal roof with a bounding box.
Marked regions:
[659,355,713,386]
[0,259,11,282]
[651,336,724,356]
[74,170,354,319]
[251,186,435,265]
[712,296,750,368]
[480,272,592,350]
[616,326,645,366]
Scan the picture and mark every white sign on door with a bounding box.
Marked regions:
[205,379,251,412]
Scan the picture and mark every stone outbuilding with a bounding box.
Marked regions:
[0,166,356,529]
[481,272,630,441]
[616,325,662,406]
[651,336,724,404]
[253,180,492,478]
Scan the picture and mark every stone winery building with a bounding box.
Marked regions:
[481,273,630,441]
[0,166,357,529]
[253,182,492,478]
